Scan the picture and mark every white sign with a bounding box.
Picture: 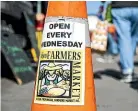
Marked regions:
[42,22,85,50]
[34,19,86,106]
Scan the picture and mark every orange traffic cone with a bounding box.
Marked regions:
[31,1,97,111]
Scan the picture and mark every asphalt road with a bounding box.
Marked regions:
[1,53,138,111]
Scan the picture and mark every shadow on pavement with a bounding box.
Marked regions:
[134,62,138,66]
[94,69,121,80]
[94,72,102,79]
[130,81,138,91]
[94,69,138,91]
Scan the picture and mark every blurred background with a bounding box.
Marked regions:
[1,1,138,111]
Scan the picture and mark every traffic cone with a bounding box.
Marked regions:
[31,1,97,111]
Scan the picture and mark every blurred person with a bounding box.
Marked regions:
[96,3,119,63]
[105,3,118,61]
[97,2,104,20]
[111,1,138,83]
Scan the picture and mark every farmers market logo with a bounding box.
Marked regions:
[37,61,72,98]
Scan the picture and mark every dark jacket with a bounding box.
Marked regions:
[112,1,138,8]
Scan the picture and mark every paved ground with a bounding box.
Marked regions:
[1,53,138,111]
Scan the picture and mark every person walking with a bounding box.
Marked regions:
[96,2,119,63]
[111,1,138,83]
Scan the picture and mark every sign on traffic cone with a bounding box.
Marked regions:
[31,1,97,111]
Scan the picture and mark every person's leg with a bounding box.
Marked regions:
[131,8,138,56]
[107,33,118,55]
[112,8,134,79]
